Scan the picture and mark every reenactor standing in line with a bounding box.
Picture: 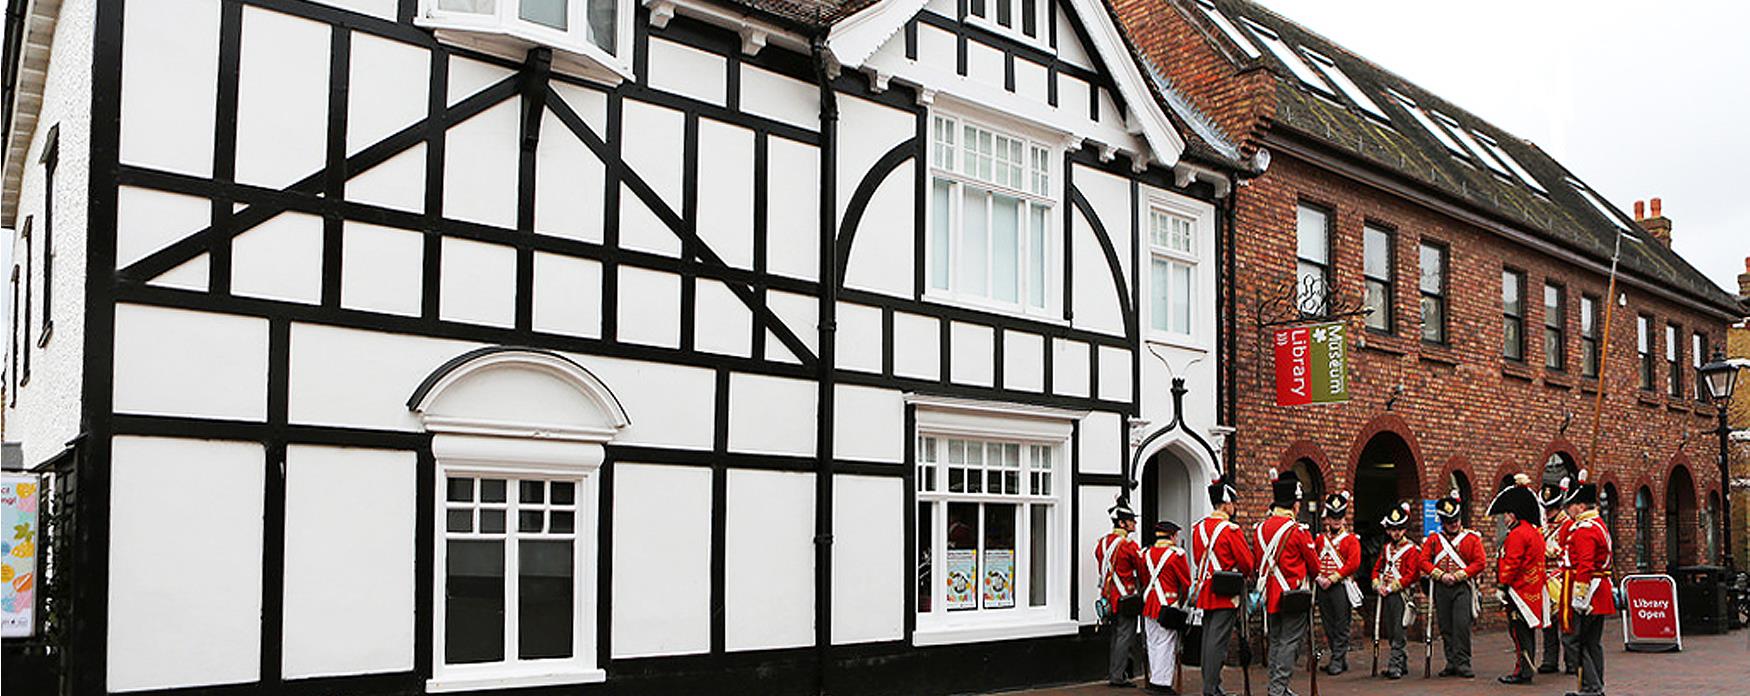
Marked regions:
[1141,520,1192,694]
[1563,470,1614,696]
[1191,475,1254,696]
[1489,474,1549,685]
[1420,490,1486,678]
[1096,498,1145,688]
[1252,470,1317,696]
[1540,477,1579,676]
[1313,492,1361,675]
[1371,503,1421,680]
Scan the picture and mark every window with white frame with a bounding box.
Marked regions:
[929,115,1055,313]
[965,0,1046,43]
[420,0,631,80]
[440,474,589,678]
[1148,208,1195,337]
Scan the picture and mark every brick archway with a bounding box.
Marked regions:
[1436,456,1478,524]
[1538,437,1585,480]
[1343,413,1428,498]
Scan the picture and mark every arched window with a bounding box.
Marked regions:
[1447,469,1473,525]
[1634,486,1653,572]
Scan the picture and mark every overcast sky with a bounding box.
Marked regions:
[1255,0,1749,297]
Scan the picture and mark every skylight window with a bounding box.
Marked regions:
[1301,49,1387,121]
[1239,18,1332,95]
[1566,178,1630,231]
[1387,89,1465,156]
[1472,132,1547,194]
[1430,110,1513,178]
[1195,0,1260,59]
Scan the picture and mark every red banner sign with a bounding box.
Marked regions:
[1274,322,1348,406]
[1620,574,1681,651]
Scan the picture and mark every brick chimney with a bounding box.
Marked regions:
[1634,197,1672,248]
[1739,256,1750,299]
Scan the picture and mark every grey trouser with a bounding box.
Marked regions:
[1432,582,1473,671]
[1575,613,1606,693]
[1201,608,1238,695]
[1109,615,1139,683]
[1379,591,1408,674]
[1266,609,1308,696]
[1508,613,1537,677]
[1316,584,1351,666]
[1541,620,1578,670]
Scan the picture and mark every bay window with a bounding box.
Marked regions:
[928,115,1055,314]
[1148,209,1196,338]
[420,0,631,82]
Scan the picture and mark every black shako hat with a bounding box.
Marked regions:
[1435,489,1464,521]
[1567,469,1598,506]
[1487,473,1544,526]
[1381,502,1412,528]
[1323,491,1351,519]
[1109,495,1137,522]
[1154,520,1181,537]
[1208,474,1238,507]
[1269,468,1303,508]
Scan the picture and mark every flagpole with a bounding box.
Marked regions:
[1586,231,1638,472]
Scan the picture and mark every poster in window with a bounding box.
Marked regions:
[945,549,977,610]
[1,474,39,638]
[982,549,1015,608]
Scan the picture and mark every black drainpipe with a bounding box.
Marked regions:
[810,32,839,696]
[1220,174,1239,478]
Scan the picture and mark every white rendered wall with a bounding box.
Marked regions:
[281,446,416,678]
[831,475,905,644]
[1078,411,1123,475]
[1069,205,1125,337]
[442,100,519,229]
[725,470,815,651]
[1076,484,1123,625]
[1002,330,1045,393]
[1052,338,1089,398]
[738,64,817,131]
[840,159,914,300]
[891,311,940,381]
[764,135,819,281]
[1076,168,1133,285]
[108,437,265,691]
[112,304,269,422]
[695,119,755,269]
[727,373,816,456]
[612,463,713,657]
[949,322,994,387]
[234,7,329,190]
[120,0,218,177]
[647,37,726,106]
[834,301,882,374]
[832,385,904,463]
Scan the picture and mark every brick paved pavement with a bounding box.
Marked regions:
[987,619,1749,696]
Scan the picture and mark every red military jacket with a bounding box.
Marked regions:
[1420,528,1487,580]
[1314,531,1361,581]
[1190,512,1255,611]
[1094,529,1144,605]
[1373,538,1422,593]
[1253,511,1317,613]
[1141,541,1192,619]
[1567,511,1616,616]
[1498,519,1549,628]
[1544,511,1574,581]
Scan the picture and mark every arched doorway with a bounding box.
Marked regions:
[1289,458,1326,528]
[1543,450,1579,490]
[1140,447,1198,533]
[1353,430,1420,587]
[1445,469,1473,525]
[1666,465,1698,569]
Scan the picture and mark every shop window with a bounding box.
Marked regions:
[1418,241,1446,345]
[418,0,632,84]
[1580,294,1600,378]
[1362,225,1393,333]
[1501,268,1525,361]
[928,114,1055,316]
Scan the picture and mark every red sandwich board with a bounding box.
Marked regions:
[1620,574,1681,652]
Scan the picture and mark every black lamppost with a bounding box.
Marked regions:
[1698,348,1744,572]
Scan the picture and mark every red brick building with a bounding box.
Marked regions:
[1115,0,1745,587]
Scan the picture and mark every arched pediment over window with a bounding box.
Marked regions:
[408,347,631,442]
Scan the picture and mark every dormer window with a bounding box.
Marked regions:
[420,0,632,84]
[966,0,1047,44]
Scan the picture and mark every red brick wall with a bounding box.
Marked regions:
[1112,0,1275,151]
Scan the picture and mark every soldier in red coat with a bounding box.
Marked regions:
[1562,472,1613,696]
[1313,492,1362,675]
[1141,520,1191,694]
[1095,497,1145,687]
[1191,475,1254,696]
[1254,470,1316,696]
[1372,503,1421,679]
[1539,477,1579,675]
[1489,473,1548,685]
[1421,490,1486,678]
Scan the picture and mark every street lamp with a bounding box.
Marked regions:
[1698,348,1746,572]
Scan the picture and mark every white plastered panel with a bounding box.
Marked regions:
[1070,205,1125,337]
[535,109,606,243]
[840,160,914,300]
[1052,338,1089,398]
[915,23,955,71]
[531,252,603,338]
[1076,167,1133,285]
[1015,57,1050,104]
[1002,330,1045,392]
[738,64,817,131]
[834,301,883,374]
[561,354,716,450]
[447,55,513,106]
[694,279,752,358]
[726,470,816,651]
[1076,485,1122,624]
[831,475,905,644]
[647,37,727,106]
[439,237,517,328]
[765,135,820,281]
[616,266,682,348]
[120,0,219,177]
[697,119,755,269]
[108,437,264,692]
[281,446,416,678]
[764,290,819,363]
[1078,411,1122,475]
[892,311,940,381]
[833,385,903,463]
[288,324,483,432]
[341,221,424,317]
[728,373,817,456]
[113,304,268,421]
[442,100,520,229]
[620,99,685,212]
[949,322,995,387]
[151,256,210,292]
[619,182,682,257]
[116,186,210,270]
[965,40,1005,93]
[309,0,396,20]
[836,96,913,224]
[612,463,713,657]
[1054,6,1096,70]
[1097,345,1133,403]
[347,144,426,213]
[553,81,608,138]
[231,212,323,305]
[234,6,329,189]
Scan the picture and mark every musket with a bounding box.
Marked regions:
[1308,584,1320,696]
[1238,590,1254,696]
[1370,590,1381,677]
[1423,577,1434,678]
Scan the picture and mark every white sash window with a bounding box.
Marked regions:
[420,0,633,84]
[442,475,583,668]
[1147,208,1195,337]
[928,114,1056,316]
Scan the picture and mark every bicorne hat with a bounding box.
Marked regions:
[1323,491,1351,519]
[1381,502,1412,528]
[1435,489,1464,521]
[1487,473,1544,526]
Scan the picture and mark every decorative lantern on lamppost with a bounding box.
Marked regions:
[1698,348,1745,572]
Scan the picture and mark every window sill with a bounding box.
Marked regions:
[922,292,1064,327]
[1418,349,1460,368]
[912,618,1079,647]
[1666,401,1692,415]
[1357,336,1406,356]
[1543,373,1573,390]
[1501,362,1534,382]
[428,668,606,693]
[421,21,630,87]
[1635,393,1662,408]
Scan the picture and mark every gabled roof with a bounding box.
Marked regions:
[1156,0,1740,316]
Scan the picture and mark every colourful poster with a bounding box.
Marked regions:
[945,549,977,610]
[982,549,1015,609]
[1,473,39,638]
[1274,321,1349,406]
